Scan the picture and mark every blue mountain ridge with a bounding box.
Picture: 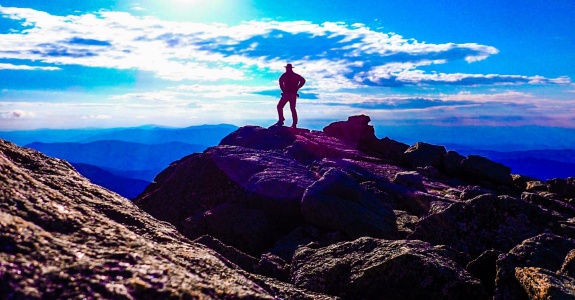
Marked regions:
[0,124,238,145]
[70,163,150,199]
[452,148,575,181]
[25,140,209,171]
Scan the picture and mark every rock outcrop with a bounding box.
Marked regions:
[4,114,575,299]
[132,115,575,299]
[0,139,331,299]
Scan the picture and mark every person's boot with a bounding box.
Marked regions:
[274,120,284,126]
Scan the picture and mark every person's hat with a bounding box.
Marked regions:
[285,63,294,69]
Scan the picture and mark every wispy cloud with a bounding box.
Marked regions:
[322,97,477,110]
[0,6,570,89]
[80,114,111,120]
[0,109,34,118]
[0,63,60,71]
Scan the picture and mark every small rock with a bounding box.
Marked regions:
[526,180,547,192]
[560,249,575,278]
[392,171,426,192]
[417,165,442,178]
[460,185,495,200]
[193,235,258,273]
[515,267,575,299]
[494,233,575,300]
[512,174,541,190]
[547,178,575,198]
[183,204,272,255]
[255,253,290,282]
[466,249,504,294]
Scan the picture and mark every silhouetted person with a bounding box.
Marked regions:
[276,63,306,128]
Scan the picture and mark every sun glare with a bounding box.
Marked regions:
[171,0,201,5]
[140,0,254,23]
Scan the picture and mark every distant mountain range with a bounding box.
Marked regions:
[452,148,575,181]
[25,140,210,199]
[0,124,238,146]
[375,125,575,151]
[26,140,207,173]
[0,124,239,198]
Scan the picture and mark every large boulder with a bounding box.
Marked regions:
[283,132,367,164]
[219,125,301,150]
[443,151,514,186]
[403,142,447,169]
[290,237,487,299]
[494,233,575,300]
[321,114,409,162]
[409,194,557,257]
[460,155,513,186]
[135,145,316,233]
[0,139,331,299]
[301,168,399,240]
[363,136,409,163]
[322,114,375,147]
[443,150,466,176]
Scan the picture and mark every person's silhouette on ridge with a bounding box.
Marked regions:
[276,63,306,128]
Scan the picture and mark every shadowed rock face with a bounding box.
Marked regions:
[301,168,398,240]
[290,237,487,299]
[5,115,575,299]
[0,139,332,299]
[408,194,557,257]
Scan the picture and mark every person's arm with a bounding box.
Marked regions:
[279,74,286,93]
[298,75,306,89]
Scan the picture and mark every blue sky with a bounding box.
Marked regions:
[0,0,574,130]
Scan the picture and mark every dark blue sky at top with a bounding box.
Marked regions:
[1,0,574,78]
[251,0,575,78]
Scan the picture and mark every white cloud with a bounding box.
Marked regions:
[131,4,145,11]
[80,114,112,120]
[440,91,535,101]
[1,6,567,88]
[174,84,275,98]
[0,63,60,71]
[0,110,34,118]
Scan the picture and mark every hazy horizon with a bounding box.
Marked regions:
[3,120,575,152]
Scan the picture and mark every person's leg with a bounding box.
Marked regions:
[289,97,298,128]
[276,96,289,125]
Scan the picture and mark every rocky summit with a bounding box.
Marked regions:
[3,115,575,299]
[0,139,330,299]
